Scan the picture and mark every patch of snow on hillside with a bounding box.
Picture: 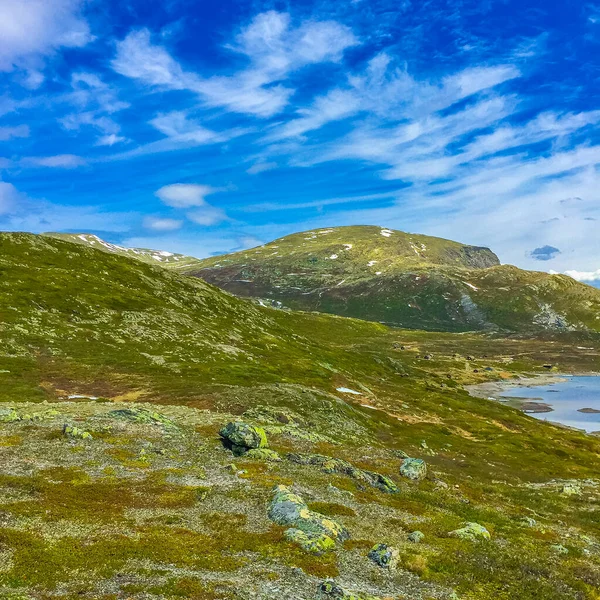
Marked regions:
[376,271,382,275]
[464,282,478,291]
[336,279,346,286]
[329,254,338,259]
[158,251,173,257]
[380,229,393,237]
[367,260,377,266]
[336,387,361,395]
[319,229,333,234]
[343,244,353,250]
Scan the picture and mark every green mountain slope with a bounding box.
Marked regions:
[188,225,600,333]
[1,232,600,600]
[43,232,202,270]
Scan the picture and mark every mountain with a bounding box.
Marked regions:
[1,231,600,599]
[43,232,202,270]
[187,225,600,333]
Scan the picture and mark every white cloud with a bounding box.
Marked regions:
[563,269,600,282]
[23,154,86,168]
[0,124,29,141]
[186,205,228,226]
[246,161,277,175]
[142,216,183,232]
[0,0,92,72]
[155,183,218,208]
[0,181,23,214]
[95,134,128,147]
[112,13,357,118]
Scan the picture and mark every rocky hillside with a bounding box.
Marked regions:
[187,226,600,333]
[43,232,201,270]
[1,232,600,600]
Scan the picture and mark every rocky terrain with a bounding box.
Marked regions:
[187,226,600,333]
[0,232,599,600]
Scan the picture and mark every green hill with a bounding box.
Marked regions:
[1,231,600,600]
[43,232,202,270]
[187,225,600,333]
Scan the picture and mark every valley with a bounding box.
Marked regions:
[0,232,599,600]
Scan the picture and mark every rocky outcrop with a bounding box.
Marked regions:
[287,453,398,493]
[368,543,399,569]
[219,421,268,455]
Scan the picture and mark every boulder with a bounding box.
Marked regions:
[399,458,427,481]
[368,543,399,569]
[268,485,349,542]
[219,421,268,451]
[318,580,381,600]
[449,522,490,541]
[284,528,335,555]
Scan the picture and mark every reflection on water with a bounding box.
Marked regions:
[498,376,600,433]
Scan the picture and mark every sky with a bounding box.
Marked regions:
[0,0,599,286]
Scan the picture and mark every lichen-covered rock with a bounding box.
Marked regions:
[219,421,268,451]
[551,543,569,555]
[108,407,176,428]
[245,448,281,461]
[318,580,381,599]
[449,522,490,541]
[0,408,20,423]
[284,528,335,555]
[268,485,349,542]
[287,453,398,493]
[63,424,93,440]
[399,458,427,481]
[368,543,399,569]
[408,530,424,543]
[561,483,582,496]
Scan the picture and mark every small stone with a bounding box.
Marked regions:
[399,458,427,481]
[318,580,381,599]
[368,543,399,569]
[219,421,268,451]
[551,543,569,555]
[408,530,424,543]
[245,448,281,461]
[108,407,176,428]
[393,449,410,459]
[284,528,335,555]
[448,522,490,541]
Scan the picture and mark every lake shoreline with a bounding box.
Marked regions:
[466,372,600,435]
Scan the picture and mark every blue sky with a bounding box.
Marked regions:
[1,0,599,285]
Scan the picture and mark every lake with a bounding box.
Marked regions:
[495,375,600,433]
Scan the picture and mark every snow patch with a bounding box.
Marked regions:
[380,229,393,237]
[343,244,353,250]
[464,282,478,291]
[367,260,377,266]
[336,387,361,395]
[329,254,338,259]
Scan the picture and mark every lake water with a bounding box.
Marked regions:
[498,376,600,433]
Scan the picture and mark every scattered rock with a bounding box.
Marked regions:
[408,530,424,543]
[63,424,93,440]
[219,421,268,455]
[245,448,281,461]
[268,485,349,542]
[561,483,582,496]
[108,407,176,428]
[399,458,427,481]
[284,528,336,555]
[368,543,399,569]
[521,517,537,527]
[0,408,19,423]
[287,453,398,493]
[449,522,490,541]
[318,580,381,600]
[392,449,410,459]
